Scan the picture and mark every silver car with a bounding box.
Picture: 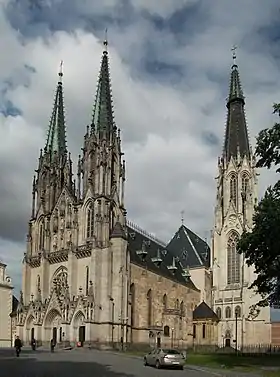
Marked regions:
[144,348,185,369]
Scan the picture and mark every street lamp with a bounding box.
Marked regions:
[235,311,238,353]
[110,297,115,347]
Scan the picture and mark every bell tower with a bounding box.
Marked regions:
[211,50,270,348]
[77,39,126,248]
[22,64,75,304]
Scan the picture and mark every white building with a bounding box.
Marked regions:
[0,261,13,347]
[211,59,271,348]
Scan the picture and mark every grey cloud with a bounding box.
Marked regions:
[0,1,280,290]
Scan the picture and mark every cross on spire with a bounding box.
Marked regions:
[231,45,237,65]
[103,28,108,52]
[59,60,63,78]
[180,210,185,225]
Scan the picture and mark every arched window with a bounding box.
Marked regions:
[85,266,89,295]
[147,289,152,327]
[180,301,184,316]
[242,174,249,196]
[227,232,240,284]
[163,325,170,337]
[130,283,135,327]
[225,306,231,318]
[86,202,94,239]
[193,324,196,339]
[229,175,237,207]
[235,305,241,318]
[163,294,167,310]
[39,221,44,250]
[216,307,221,319]
[202,324,206,339]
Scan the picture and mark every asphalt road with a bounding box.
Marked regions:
[0,348,250,377]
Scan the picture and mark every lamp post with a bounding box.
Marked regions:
[235,311,238,354]
[110,297,114,347]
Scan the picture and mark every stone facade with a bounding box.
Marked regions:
[130,264,200,347]
[16,45,206,348]
[211,61,271,348]
[0,262,13,347]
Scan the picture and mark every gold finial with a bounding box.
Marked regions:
[59,60,63,78]
[180,210,185,226]
[231,45,237,64]
[103,28,108,52]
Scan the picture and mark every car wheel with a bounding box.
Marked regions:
[179,366,184,370]
[144,358,148,366]
[155,360,161,369]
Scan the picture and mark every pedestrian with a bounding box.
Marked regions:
[14,336,22,357]
[31,338,36,351]
[50,338,56,353]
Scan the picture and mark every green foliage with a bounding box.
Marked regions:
[238,104,280,306]
[256,104,280,172]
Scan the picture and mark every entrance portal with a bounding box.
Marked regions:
[225,338,231,347]
[52,327,57,344]
[79,326,86,344]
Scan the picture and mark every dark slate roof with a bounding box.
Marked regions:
[223,63,250,162]
[193,301,219,321]
[166,225,210,269]
[111,222,126,239]
[126,222,199,291]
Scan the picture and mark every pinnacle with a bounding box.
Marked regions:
[91,47,115,138]
[45,72,67,159]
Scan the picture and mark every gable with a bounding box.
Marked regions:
[166,225,210,268]
[193,301,219,321]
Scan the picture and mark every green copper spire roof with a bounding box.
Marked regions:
[223,52,250,162]
[45,62,67,157]
[91,39,115,137]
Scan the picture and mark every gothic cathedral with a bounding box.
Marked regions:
[212,60,271,348]
[15,41,272,349]
[16,42,207,347]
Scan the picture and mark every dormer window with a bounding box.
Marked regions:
[167,257,177,274]
[151,248,163,267]
[182,266,191,280]
[136,240,148,260]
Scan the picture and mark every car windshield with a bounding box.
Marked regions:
[163,349,181,355]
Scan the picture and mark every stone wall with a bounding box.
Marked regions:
[129,263,200,346]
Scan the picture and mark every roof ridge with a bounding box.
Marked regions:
[127,220,167,248]
[182,227,203,265]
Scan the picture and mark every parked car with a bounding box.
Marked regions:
[144,348,185,369]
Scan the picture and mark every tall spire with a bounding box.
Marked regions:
[91,33,115,138]
[223,47,250,162]
[45,61,67,158]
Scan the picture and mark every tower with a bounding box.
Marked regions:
[211,51,271,348]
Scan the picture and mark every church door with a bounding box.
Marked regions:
[79,326,86,345]
[225,338,231,347]
[52,327,57,344]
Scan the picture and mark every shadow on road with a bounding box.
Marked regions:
[0,357,136,377]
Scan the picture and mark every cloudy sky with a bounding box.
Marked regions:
[1,0,280,291]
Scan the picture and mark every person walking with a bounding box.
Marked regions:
[14,336,22,357]
[31,338,36,351]
[50,338,56,353]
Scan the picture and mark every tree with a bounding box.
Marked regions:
[238,104,280,306]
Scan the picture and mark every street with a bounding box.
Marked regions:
[0,348,224,377]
